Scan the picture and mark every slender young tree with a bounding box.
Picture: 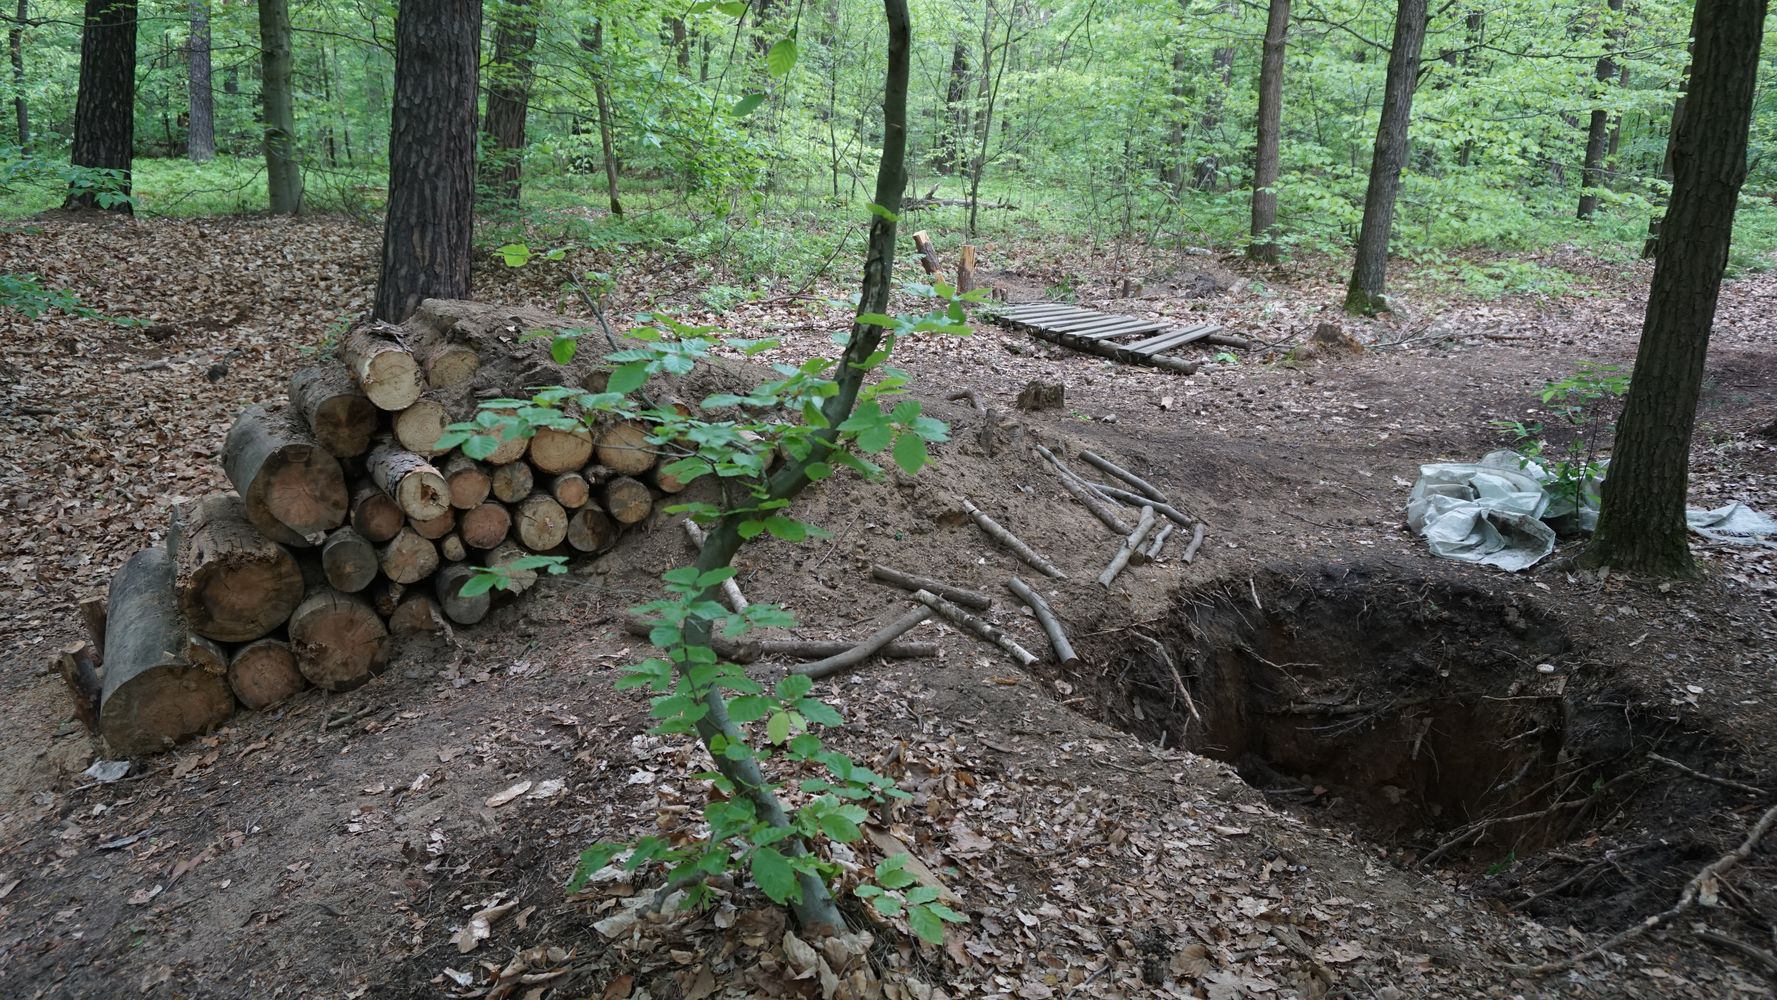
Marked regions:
[9,0,27,152]
[67,0,136,212]
[591,19,623,216]
[1249,0,1290,262]
[259,0,299,211]
[1344,0,1429,315]
[1586,0,1767,576]
[1577,0,1624,219]
[375,0,483,322]
[187,0,214,162]
[479,0,536,207]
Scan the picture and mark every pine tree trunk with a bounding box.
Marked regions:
[187,0,214,162]
[1249,0,1290,262]
[1343,0,1428,315]
[479,0,536,207]
[67,0,136,212]
[375,0,482,322]
[10,1,29,152]
[1577,0,1623,220]
[1587,0,1765,577]
[259,0,300,212]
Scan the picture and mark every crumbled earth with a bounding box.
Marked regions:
[1,213,1775,999]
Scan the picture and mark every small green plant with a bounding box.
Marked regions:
[1493,362,1631,517]
[0,273,97,319]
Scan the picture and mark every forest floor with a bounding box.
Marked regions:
[1,212,1775,1000]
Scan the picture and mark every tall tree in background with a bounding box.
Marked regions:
[375,0,483,322]
[590,19,623,217]
[1343,0,1428,315]
[187,0,214,162]
[8,0,27,152]
[259,0,300,211]
[1586,0,1767,576]
[67,0,136,211]
[1248,0,1289,262]
[479,0,537,207]
[1577,0,1624,219]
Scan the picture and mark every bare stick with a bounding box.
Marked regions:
[1007,576,1079,668]
[1182,522,1207,562]
[913,589,1038,667]
[794,606,933,679]
[1695,929,1777,977]
[961,498,1067,579]
[1144,523,1175,560]
[1035,444,1131,535]
[1647,752,1768,797]
[871,564,993,610]
[683,519,749,611]
[1097,507,1158,588]
[1089,481,1194,527]
[1514,801,1777,975]
[1079,450,1167,503]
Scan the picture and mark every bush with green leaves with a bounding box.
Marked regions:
[442,252,970,943]
[1494,362,1631,521]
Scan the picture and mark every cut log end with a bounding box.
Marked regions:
[595,421,655,475]
[229,638,306,710]
[368,442,450,521]
[603,476,653,525]
[101,546,234,755]
[341,324,425,411]
[528,425,594,474]
[288,588,388,692]
[170,494,305,642]
[436,563,492,625]
[350,487,405,544]
[379,527,440,584]
[513,493,569,551]
[459,501,513,550]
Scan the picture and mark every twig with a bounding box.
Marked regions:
[1087,481,1194,527]
[1079,450,1167,503]
[871,564,993,610]
[1695,929,1777,977]
[1098,507,1158,588]
[1137,631,1202,731]
[961,498,1067,579]
[1647,752,1768,797]
[808,508,865,571]
[1035,444,1132,535]
[794,606,933,679]
[1181,523,1207,562]
[1144,523,1175,560]
[1007,576,1079,667]
[1513,801,1777,975]
[683,519,749,611]
[912,589,1038,667]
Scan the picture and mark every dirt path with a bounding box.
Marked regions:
[1,216,1774,998]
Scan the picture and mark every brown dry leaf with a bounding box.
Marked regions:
[454,900,519,953]
[601,974,634,1000]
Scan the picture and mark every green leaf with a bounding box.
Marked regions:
[904,885,940,905]
[818,811,861,842]
[607,361,650,395]
[891,433,929,475]
[550,335,577,365]
[872,893,904,916]
[566,843,625,891]
[461,435,499,461]
[763,516,806,542]
[875,853,918,889]
[797,698,842,727]
[458,572,499,598]
[766,711,792,745]
[908,903,946,944]
[765,37,798,76]
[777,673,813,700]
[733,93,767,117]
[727,695,772,723]
[749,846,800,904]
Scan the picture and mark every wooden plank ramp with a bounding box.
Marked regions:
[989,302,1227,373]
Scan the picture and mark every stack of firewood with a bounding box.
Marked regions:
[77,300,700,755]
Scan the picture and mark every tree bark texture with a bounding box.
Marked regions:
[8,0,26,152]
[67,0,136,212]
[591,20,623,216]
[258,0,300,211]
[187,0,214,162]
[1344,0,1428,315]
[479,0,536,207]
[375,0,483,322]
[1587,0,1766,576]
[1577,0,1624,220]
[1249,0,1290,262]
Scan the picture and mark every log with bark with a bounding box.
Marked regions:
[1097,507,1158,588]
[223,403,349,546]
[101,546,235,754]
[287,587,388,691]
[912,589,1038,667]
[228,638,306,710]
[167,494,305,641]
[442,454,491,509]
[961,498,1066,578]
[1008,576,1079,667]
[320,526,379,593]
[350,486,405,543]
[794,606,933,679]
[368,442,450,521]
[289,366,377,457]
[870,564,992,610]
[340,322,425,411]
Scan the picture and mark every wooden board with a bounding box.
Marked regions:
[1125,323,1220,355]
[988,302,1231,374]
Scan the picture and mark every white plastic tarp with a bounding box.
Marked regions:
[1406,450,1777,570]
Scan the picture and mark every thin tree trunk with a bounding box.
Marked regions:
[1343,0,1429,316]
[591,20,622,216]
[967,8,1011,236]
[1577,0,1624,219]
[187,0,214,161]
[318,39,337,166]
[1195,38,1236,190]
[938,40,968,174]
[374,0,482,322]
[1457,11,1482,167]
[9,0,27,153]
[67,0,135,212]
[671,17,690,71]
[259,0,300,212]
[1587,0,1765,576]
[1249,0,1290,262]
[479,0,536,207]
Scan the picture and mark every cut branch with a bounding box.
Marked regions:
[1007,576,1078,667]
[870,563,992,609]
[961,498,1066,578]
[913,588,1038,667]
[794,605,933,679]
[1097,506,1158,588]
[1079,449,1167,503]
[1036,444,1131,535]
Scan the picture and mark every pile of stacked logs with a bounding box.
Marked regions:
[73,300,700,755]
